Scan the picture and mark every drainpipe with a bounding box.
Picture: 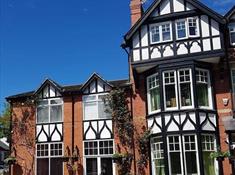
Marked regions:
[72,96,75,153]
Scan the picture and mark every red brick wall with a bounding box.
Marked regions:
[130,0,142,26]
[213,62,233,175]
[10,101,36,175]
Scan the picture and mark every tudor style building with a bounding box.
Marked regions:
[5,0,235,175]
[123,0,234,175]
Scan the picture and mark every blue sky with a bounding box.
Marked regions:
[0,0,234,113]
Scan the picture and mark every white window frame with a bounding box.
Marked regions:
[163,70,179,111]
[201,134,218,175]
[147,73,161,114]
[177,68,194,109]
[167,135,184,175]
[83,93,111,120]
[36,98,63,124]
[36,142,64,175]
[182,135,200,175]
[196,68,213,109]
[176,19,188,40]
[83,139,115,175]
[229,23,235,46]
[188,17,200,38]
[151,136,165,175]
[150,21,173,44]
[176,17,200,40]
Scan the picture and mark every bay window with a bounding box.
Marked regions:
[178,69,193,108]
[168,136,183,175]
[37,98,63,124]
[151,137,165,175]
[83,94,111,120]
[147,74,160,113]
[196,69,212,108]
[201,134,217,175]
[150,22,172,43]
[183,135,199,175]
[163,71,178,110]
[229,23,235,45]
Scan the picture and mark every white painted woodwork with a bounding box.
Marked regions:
[201,15,210,37]
[133,33,140,48]
[50,86,55,97]
[160,0,171,15]
[173,0,184,12]
[163,45,174,57]
[133,50,140,61]
[177,43,188,55]
[212,37,221,50]
[211,19,220,36]
[190,41,201,53]
[186,2,195,11]
[98,80,104,92]
[202,39,211,51]
[141,25,148,47]
[84,120,113,140]
[142,48,149,60]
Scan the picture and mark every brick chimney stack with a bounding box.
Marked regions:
[130,0,142,26]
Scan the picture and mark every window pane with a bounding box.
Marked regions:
[98,95,111,119]
[37,106,49,123]
[151,137,165,175]
[101,158,113,175]
[50,105,62,122]
[150,87,160,111]
[37,158,49,175]
[188,18,198,36]
[84,102,97,120]
[231,32,235,44]
[186,152,197,174]
[162,24,171,41]
[203,152,216,175]
[170,152,182,175]
[165,85,176,108]
[180,83,192,106]
[86,158,98,175]
[197,83,209,106]
[50,158,63,175]
[151,26,160,43]
[177,21,186,38]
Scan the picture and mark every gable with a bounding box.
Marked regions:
[125,0,224,41]
[82,73,112,94]
[35,79,62,99]
[150,0,195,17]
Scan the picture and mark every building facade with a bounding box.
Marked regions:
[5,0,235,175]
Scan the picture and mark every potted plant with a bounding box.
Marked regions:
[210,147,230,161]
[4,156,16,165]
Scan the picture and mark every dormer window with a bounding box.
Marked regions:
[150,22,172,44]
[229,23,235,45]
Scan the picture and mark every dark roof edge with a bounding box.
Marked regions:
[6,79,130,101]
[124,0,225,41]
[225,5,235,20]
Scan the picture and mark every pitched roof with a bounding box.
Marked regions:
[124,0,225,41]
[6,77,130,100]
[225,5,235,20]
[0,138,9,151]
